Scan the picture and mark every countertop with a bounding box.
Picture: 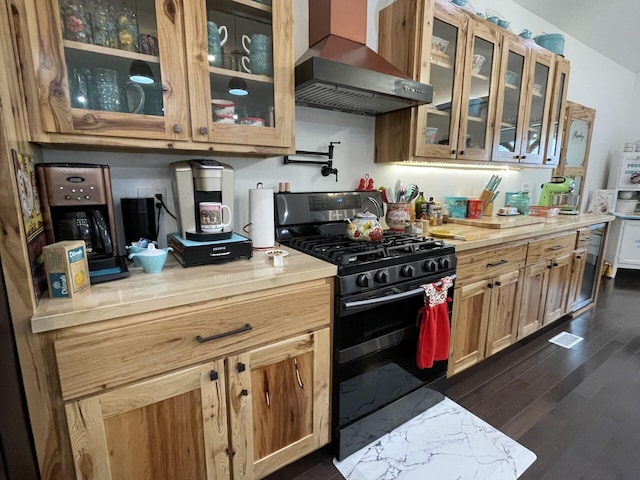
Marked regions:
[433,213,615,252]
[32,213,613,334]
[31,247,337,334]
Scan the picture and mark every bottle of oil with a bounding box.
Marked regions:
[415,192,427,220]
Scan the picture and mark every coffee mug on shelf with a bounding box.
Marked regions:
[240,117,265,127]
[241,53,272,75]
[207,21,228,67]
[242,33,272,54]
[199,202,232,232]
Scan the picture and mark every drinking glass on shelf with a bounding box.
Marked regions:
[59,0,92,44]
[116,4,139,52]
[91,0,117,48]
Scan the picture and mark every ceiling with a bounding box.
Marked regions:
[511,0,640,73]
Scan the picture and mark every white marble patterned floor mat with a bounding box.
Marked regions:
[333,397,536,480]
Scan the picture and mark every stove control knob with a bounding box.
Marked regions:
[356,274,370,288]
[439,257,451,270]
[375,270,390,284]
[400,265,415,278]
[423,260,438,273]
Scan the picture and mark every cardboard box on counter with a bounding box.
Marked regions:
[43,240,90,298]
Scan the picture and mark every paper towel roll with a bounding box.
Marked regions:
[248,185,275,248]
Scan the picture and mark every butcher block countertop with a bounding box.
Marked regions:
[31,248,337,334]
[32,214,613,334]
[436,213,615,252]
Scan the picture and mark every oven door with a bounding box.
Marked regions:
[334,274,454,429]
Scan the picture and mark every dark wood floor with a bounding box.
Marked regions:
[265,269,640,480]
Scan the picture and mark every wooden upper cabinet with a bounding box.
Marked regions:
[183,0,294,148]
[376,0,564,166]
[23,0,294,151]
[29,0,190,141]
[493,36,554,165]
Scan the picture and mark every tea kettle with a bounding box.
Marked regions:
[345,197,384,241]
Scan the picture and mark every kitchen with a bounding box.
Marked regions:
[0,0,638,479]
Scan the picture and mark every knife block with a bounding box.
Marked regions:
[478,189,494,216]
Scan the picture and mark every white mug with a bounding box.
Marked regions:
[199,202,232,233]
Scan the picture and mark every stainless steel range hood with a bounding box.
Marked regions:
[295,0,432,116]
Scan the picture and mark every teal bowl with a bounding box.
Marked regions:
[486,16,500,25]
[128,246,173,274]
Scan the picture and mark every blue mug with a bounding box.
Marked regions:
[207,21,228,67]
[242,53,273,76]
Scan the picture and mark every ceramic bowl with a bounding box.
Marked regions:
[505,70,520,86]
[431,36,450,54]
[616,199,638,214]
[618,191,634,200]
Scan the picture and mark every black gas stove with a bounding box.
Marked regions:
[275,191,457,460]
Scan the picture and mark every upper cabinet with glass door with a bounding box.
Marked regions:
[455,17,500,162]
[183,0,294,148]
[544,57,570,167]
[414,1,465,160]
[32,0,190,140]
[493,36,554,164]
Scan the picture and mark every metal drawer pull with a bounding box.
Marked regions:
[487,259,508,267]
[294,358,304,389]
[209,251,231,257]
[548,245,564,251]
[196,323,252,343]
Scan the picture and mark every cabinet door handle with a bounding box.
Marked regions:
[173,123,183,133]
[548,245,564,251]
[209,370,219,381]
[459,150,465,155]
[237,362,246,373]
[521,155,526,160]
[195,323,252,343]
[553,262,559,267]
[199,126,208,135]
[547,264,552,269]
[240,389,249,396]
[576,255,583,259]
[487,259,508,267]
[294,358,304,389]
[495,281,502,286]
[513,155,519,159]
[451,149,456,154]
[487,283,493,288]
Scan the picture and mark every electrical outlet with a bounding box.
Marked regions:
[137,187,167,200]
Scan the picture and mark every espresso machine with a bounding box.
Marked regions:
[168,160,252,266]
[36,163,129,283]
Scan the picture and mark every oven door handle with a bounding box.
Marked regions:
[343,274,456,309]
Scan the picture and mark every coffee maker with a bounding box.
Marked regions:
[36,163,129,283]
[170,160,234,241]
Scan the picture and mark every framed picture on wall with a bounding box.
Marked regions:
[586,189,615,214]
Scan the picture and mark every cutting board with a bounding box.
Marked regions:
[447,215,546,229]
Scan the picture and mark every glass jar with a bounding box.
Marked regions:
[60,0,92,44]
[510,191,530,215]
[91,0,117,48]
[116,4,139,52]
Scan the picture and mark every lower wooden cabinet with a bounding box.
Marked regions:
[449,270,522,375]
[517,262,550,339]
[64,328,330,480]
[566,248,587,313]
[542,252,573,325]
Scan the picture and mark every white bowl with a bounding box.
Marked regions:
[618,191,634,200]
[616,199,638,213]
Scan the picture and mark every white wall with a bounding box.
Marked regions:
[43,0,636,250]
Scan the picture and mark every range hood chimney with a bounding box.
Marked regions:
[295,0,432,116]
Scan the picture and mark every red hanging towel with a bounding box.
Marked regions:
[416,276,453,369]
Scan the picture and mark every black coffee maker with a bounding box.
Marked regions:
[36,163,128,283]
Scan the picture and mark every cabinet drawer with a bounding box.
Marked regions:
[55,281,332,400]
[576,227,591,249]
[526,231,576,265]
[456,243,527,285]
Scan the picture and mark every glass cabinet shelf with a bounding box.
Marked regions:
[63,39,159,63]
